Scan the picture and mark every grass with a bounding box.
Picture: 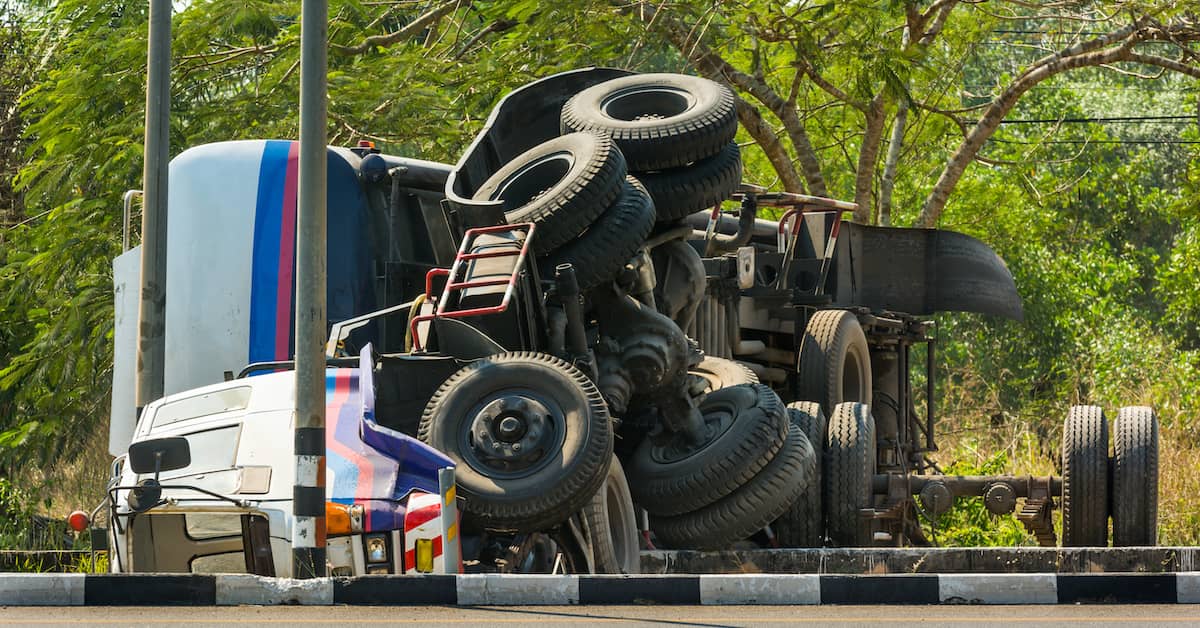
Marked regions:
[929,403,1200,547]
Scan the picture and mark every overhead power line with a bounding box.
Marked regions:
[990,138,1200,145]
[992,115,1197,125]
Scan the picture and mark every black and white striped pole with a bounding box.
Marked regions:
[292,0,328,578]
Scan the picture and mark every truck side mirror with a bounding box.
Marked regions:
[127,437,191,476]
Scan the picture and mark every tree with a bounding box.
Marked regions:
[618,1,1200,227]
[0,0,672,466]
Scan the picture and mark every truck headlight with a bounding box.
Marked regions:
[364,533,389,565]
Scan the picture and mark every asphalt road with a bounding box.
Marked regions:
[2,605,1199,627]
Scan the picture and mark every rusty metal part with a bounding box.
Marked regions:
[705,194,758,255]
[984,482,1018,515]
[871,474,1062,499]
[1017,476,1058,547]
[734,187,859,212]
[919,482,954,517]
[865,472,1064,548]
[592,284,703,444]
[651,238,706,333]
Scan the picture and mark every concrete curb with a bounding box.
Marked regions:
[2,572,1199,605]
[641,546,1200,574]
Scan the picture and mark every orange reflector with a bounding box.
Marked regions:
[357,140,375,149]
[326,502,352,535]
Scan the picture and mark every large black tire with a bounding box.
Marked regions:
[773,402,827,547]
[651,423,813,550]
[825,402,876,547]
[560,73,737,170]
[690,355,759,394]
[581,456,640,573]
[634,142,742,222]
[418,352,613,531]
[538,177,655,289]
[1112,406,1159,546]
[797,309,873,416]
[472,132,626,254]
[627,383,787,517]
[1061,405,1109,547]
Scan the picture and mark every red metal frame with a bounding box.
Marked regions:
[408,223,535,352]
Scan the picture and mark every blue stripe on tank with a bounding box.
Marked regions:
[248,140,291,364]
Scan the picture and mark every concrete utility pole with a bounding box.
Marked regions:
[291,0,329,578]
[134,0,171,410]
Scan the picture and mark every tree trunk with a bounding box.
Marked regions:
[735,97,805,193]
[879,99,908,227]
[853,94,886,224]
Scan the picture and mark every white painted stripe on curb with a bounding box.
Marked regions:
[0,574,85,606]
[700,574,820,605]
[215,574,333,606]
[1177,572,1200,604]
[938,574,1057,605]
[456,574,579,605]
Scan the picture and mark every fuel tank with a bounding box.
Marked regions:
[162,140,377,394]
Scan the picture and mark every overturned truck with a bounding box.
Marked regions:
[101,67,1158,577]
[435,67,1159,549]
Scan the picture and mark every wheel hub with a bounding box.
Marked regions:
[653,406,735,463]
[469,395,557,473]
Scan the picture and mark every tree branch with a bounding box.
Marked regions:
[853,94,886,223]
[1125,51,1200,79]
[331,0,462,56]
[915,27,1177,228]
[917,0,958,46]
[734,96,806,193]
[451,18,515,61]
[795,58,865,111]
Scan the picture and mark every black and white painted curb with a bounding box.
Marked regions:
[3,573,1200,606]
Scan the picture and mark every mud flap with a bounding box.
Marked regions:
[835,223,1024,320]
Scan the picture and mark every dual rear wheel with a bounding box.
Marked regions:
[1061,405,1159,547]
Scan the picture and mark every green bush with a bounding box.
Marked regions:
[0,478,74,551]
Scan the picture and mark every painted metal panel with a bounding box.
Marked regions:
[109,246,142,456]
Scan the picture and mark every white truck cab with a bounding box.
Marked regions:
[106,357,459,577]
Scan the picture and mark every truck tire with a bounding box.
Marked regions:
[797,309,873,416]
[1112,406,1159,546]
[634,142,742,222]
[690,355,759,394]
[472,132,626,254]
[1061,405,1109,547]
[651,423,813,550]
[560,73,737,170]
[627,383,787,517]
[825,402,876,547]
[581,456,640,573]
[539,177,655,289]
[418,352,613,532]
[773,402,827,547]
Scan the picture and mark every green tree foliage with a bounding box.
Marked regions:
[0,0,678,469]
